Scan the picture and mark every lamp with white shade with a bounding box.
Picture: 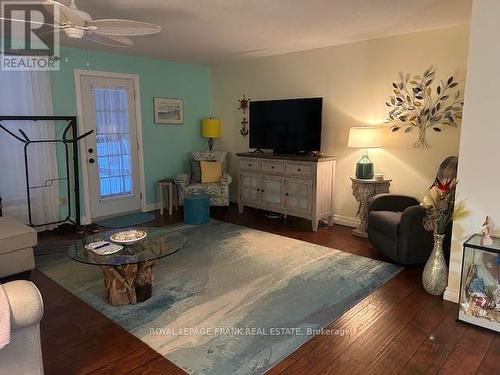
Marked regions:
[347,126,382,179]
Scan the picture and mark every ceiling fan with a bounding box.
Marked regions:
[1,0,162,47]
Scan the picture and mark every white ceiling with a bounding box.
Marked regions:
[33,0,475,64]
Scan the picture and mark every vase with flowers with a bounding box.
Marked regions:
[420,178,468,295]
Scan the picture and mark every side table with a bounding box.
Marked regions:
[350,177,391,237]
[158,178,178,216]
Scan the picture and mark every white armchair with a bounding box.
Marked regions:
[175,151,232,207]
[0,281,44,375]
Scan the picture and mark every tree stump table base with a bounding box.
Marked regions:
[101,261,155,306]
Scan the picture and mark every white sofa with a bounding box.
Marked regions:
[0,217,37,278]
[0,280,44,374]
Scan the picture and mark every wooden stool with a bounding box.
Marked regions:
[158,179,178,216]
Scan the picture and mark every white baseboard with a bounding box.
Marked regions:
[228,200,359,229]
[145,202,160,212]
[80,205,159,224]
[80,216,91,225]
[443,287,459,303]
[333,215,359,228]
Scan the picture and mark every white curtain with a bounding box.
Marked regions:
[92,86,132,199]
[0,70,59,230]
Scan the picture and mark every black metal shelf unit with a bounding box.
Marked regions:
[0,115,93,230]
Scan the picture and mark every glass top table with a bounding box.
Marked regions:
[68,226,186,266]
[68,226,187,306]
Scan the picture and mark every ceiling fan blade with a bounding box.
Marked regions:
[0,16,61,29]
[85,33,134,48]
[87,19,161,36]
[46,0,86,26]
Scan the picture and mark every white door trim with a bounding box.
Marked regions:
[74,69,146,224]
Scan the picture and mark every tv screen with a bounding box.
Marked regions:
[249,98,322,154]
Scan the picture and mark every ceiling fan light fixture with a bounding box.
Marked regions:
[64,27,85,39]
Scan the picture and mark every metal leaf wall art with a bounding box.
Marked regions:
[384,66,464,149]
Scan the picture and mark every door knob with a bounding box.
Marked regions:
[88,158,95,164]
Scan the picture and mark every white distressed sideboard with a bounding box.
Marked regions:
[236,153,336,231]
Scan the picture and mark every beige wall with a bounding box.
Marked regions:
[446,0,500,303]
[210,25,470,224]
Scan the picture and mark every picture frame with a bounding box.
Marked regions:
[153,97,184,124]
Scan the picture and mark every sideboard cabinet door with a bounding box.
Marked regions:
[240,172,261,205]
[285,178,313,215]
[261,175,285,210]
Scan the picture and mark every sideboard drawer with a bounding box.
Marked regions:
[240,158,261,172]
[261,160,285,174]
[285,162,313,178]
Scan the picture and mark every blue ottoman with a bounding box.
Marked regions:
[184,194,210,225]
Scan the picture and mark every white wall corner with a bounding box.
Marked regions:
[443,287,459,303]
[333,215,359,228]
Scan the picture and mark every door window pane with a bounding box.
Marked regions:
[92,86,133,199]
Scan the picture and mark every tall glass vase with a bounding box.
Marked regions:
[422,233,448,295]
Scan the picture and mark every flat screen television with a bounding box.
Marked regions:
[249,97,322,154]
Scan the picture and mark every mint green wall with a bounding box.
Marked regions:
[50,47,209,212]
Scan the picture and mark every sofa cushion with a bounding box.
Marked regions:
[0,217,37,255]
[185,183,224,198]
[191,151,227,170]
[190,159,201,183]
[368,211,402,240]
[200,161,222,183]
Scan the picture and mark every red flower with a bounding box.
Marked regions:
[435,178,456,193]
[437,180,450,192]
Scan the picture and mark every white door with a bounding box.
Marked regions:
[261,175,285,211]
[285,178,313,215]
[80,75,142,220]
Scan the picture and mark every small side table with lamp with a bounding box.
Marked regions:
[347,126,391,237]
[201,117,221,151]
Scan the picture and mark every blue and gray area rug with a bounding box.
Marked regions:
[36,220,402,375]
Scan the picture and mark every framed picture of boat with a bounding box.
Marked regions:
[154,97,184,124]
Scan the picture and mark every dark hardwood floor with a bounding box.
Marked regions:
[32,205,498,374]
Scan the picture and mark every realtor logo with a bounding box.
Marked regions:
[1,1,60,71]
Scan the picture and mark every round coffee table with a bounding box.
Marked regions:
[68,227,186,306]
